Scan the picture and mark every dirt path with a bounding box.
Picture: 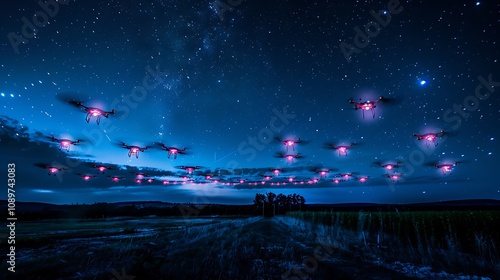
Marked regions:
[161,217,416,279]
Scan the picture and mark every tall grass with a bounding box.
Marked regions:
[286,210,500,277]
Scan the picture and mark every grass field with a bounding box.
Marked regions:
[286,210,500,278]
[1,212,498,279]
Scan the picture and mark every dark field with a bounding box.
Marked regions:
[1,209,499,279]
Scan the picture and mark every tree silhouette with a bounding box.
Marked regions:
[253,192,306,216]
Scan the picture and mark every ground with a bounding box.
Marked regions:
[0,216,491,279]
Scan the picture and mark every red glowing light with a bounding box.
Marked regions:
[385,165,393,170]
[147,179,153,183]
[98,166,106,172]
[286,141,294,146]
[83,175,91,180]
[359,177,367,183]
[163,181,169,185]
[333,179,340,184]
[137,174,144,179]
[288,177,294,182]
[112,177,119,182]
[49,168,58,173]
[61,141,70,147]
[136,179,142,184]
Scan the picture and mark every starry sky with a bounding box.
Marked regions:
[1,0,499,205]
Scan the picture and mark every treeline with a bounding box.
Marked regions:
[253,192,306,217]
[6,202,259,220]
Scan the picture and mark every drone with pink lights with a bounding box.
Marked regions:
[177,165,202,174]
[156,142,188,159]
[413,130,446,147]
[355,176,369,183]
[108,175,124,182]
[275,137,307,151]
[426,161,461,175]
[384,173,403,181]
[348,96,391,119]
[67,100,115,125]
[76,174,96,181]
[269,168,284,176]
[116,142,150,158]
[310,167,335,178]
[46,136,83,151]
[34,163,66,175]
[88,163,112,173]
[373,161,401,173]
[324,142,357,156]
[337,173,357,180]
[274,153,304,163]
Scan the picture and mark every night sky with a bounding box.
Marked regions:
[1,0,499,205]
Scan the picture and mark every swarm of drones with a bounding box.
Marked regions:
[35,93,464,187]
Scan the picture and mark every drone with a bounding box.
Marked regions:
[89,164,112,173]
[355,176,369,183]
[348,96,390,119]
[34,163,66,175]
[275,137,306,151]
[177,166,201,174]
[373,161,401,173]
[413,130,446,147]
[116,142,149,158]
[64,98,115,125]
[269,168,284,176]
[324,143,356,156]
[332,178,343,184]
[274,153,304,163]
[427,161,461,175]
[131,172,148,179]
[311,168,333,177]
[384,173,403,181]
[156,143,188,159]
[76,174,96,181]
[338,173,356,180]
[108,176,124,182]
[46,136,83,151]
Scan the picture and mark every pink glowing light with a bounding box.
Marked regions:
[385,165,393,170]
[98,166,106,172]
[333,179,340,184]
[359,177,367,183]
[288,177,294,182]
[286,141,294,146]
[425,135,436,141]
[49,168,58,173]
[442,166,452,172]
[89,109,102,116]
